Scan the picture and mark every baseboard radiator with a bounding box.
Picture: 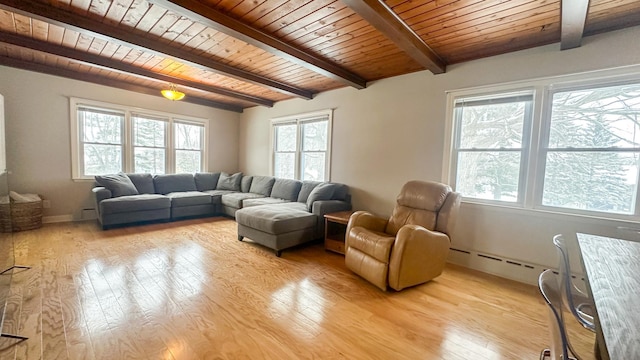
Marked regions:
[447,247,547,285]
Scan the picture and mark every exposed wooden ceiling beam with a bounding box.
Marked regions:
[0,0,314,100]
[150,0,367,89]
[561,0,590,50]
[0,56,244,112]
[341,0,446,74]
[0,32,273,108]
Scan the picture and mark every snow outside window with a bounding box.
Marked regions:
[271,110,332,182]
[71,98,207,179]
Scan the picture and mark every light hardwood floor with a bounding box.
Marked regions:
[0,218,595,359]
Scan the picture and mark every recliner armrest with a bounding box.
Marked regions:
[347,211,388,234]
[388,224,450,291]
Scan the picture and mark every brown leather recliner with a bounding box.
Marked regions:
[345,180,461,291]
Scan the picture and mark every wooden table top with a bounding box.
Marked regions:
[324,210,355,224]
[577,233,640,360]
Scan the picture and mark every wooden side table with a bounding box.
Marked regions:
[324,211,355,255]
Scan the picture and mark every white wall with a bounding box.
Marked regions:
[239,26,640,283]
[0,66,240,221]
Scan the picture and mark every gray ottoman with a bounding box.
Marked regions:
[235,202,318,256]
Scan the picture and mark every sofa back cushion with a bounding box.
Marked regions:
[271,178,302,201]
[95,173,139,197]
[306,182,336,211]
[125,173,155,194]
[217,172,242,191]
[194,172,220,191]
[249,176,275,196]
[153,174,197,194]
[297,181,321,203]
[332,183,349,201]
[241,176,253,193]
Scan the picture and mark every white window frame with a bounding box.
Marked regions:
[173,119,206,174]
[70,98,208,180]
[443,66,640,221]
[449,90,535,206]
[270,109,333,181]
[75,105,126,177]
[131,113,169,174]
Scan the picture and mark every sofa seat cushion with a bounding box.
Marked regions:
[235,202,316,234]
[100,194,170,215]
[204,189,234,204]
[167,191,212,207]
[243,197,289,207]
[221,192,264,208]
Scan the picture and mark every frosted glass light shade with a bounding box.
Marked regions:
[161,84,185,101]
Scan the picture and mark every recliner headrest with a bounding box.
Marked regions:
[396,180,451,211]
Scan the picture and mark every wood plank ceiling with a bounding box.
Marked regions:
[0,0,638,112]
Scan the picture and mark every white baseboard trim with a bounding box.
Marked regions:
[43,215,74,224]
[447,247,549,285]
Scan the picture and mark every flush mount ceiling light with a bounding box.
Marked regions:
[161,84,185,101]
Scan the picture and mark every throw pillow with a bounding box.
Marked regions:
[306,182,336,211]
[217,172,242,191]
[95,173,139,198]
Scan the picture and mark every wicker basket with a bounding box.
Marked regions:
[0,197,43,233]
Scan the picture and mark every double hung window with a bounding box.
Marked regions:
[271,110,332,181]
[71,98,207,179]
[541,83,640,215]
[132,114,167,174]
[451,92,533,203]
[78,107,125,177]
[174,121,205,174]
[447,75,640,219]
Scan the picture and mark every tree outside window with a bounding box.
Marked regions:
[542,83,640,215]
[452,93,533,203]
[79,107,124,176]
[271,111,332,181]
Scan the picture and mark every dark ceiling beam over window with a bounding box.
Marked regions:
[0,56,244,112]
[560,0,590,50]
[0,0,314,100]
[0,31,274,108]
[341,0,446,74]
[152,0,368,90]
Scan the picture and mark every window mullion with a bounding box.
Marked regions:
[296,119,302,180]
[124,111,131,173]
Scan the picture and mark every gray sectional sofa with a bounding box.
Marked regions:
[92,172,351,256]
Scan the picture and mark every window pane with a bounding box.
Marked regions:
[274,153,295,179]
[542,151,638,214]
[458,102,526,149]
[275,124,297,151]
[456,151,521,202]
[134,148,165,174]
[81,110,122,144]
[301,152,325,181]
[175,150,201,173]
[175,123,202,150]
[302,121,328,151]
[133,117,165,147]
[549,84,640,149]
[84,144,122,176]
